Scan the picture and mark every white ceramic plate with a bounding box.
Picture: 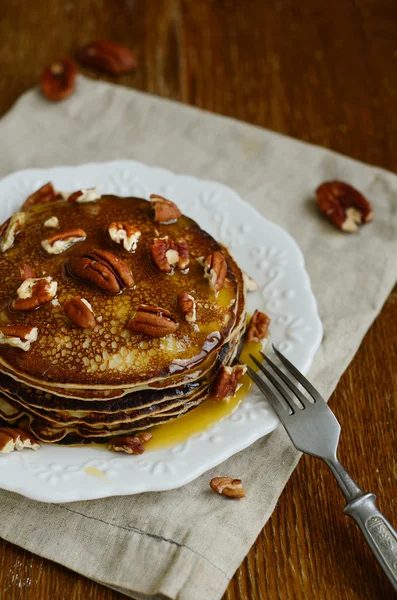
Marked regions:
[0,160,322,502]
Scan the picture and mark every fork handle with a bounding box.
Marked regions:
[326,458,397,591]
[344,493,397,591]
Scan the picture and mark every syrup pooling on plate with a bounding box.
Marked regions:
[145,338,265,451]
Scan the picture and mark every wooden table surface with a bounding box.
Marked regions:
[0,1,396,598]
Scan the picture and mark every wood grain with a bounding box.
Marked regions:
[0,0,396,598]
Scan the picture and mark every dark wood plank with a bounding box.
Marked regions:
[0,1,396,598]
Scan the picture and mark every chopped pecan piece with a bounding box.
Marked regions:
[78,40,136,75]
[41,227,87,254]
[12,277,57,311]
[64,297,96,330]
[178,291,196,323]
[68,248,134,294]
[44,216,59,228]
[41,58,78,102]
[0,426,40,454]
[199,251,227,293]
[127,305,179,337]
[212,364,247,400]
[0,212,26,253]
[19,263,36,281]
[151,236,189,273]
[243,272,258,292]
[108,432,152,455]
[150,194,182,223]
[246,310,271,343]
[210,477,246,498]
[316,181,373,233]
[108,221,141,252]
[21,182,62,210]
[0,326,38,351]
[63,187,100,203]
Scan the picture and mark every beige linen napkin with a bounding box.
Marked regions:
[0,76,396,600]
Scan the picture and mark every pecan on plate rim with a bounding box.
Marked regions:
[0,426,40,454]
[108,433,152,455]
[246,309,271,344]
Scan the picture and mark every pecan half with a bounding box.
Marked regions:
[41,58,78,102]
[12,277,57,311]
[0,326,38,351]
[21,182,62,210]
[246,310,271,343]
[43,216,59,228]
[150,194,182,223]
[199,251,228,293]
[108,432,152,455]
[151,236,189,273]
[127,305,179,337]
[212,364,247,400]
[19,263,37,281]
[210,477,246,499]
[63,187,100,203]
[108,221,141,252]
[41,227,87,255]
[0,212,26,253]
[68,248,134,294]
[0,426,40,454]
[178,291,196,323]
[64,297,96,330]
[78,40,136,75]
[316,181,373,233]
[243,272,258,292]
[42,226,84,250]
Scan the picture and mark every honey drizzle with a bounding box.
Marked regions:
[83,466,106,480]
[145,338,264,451]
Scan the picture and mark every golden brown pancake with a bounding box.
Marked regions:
[0,193,247,442]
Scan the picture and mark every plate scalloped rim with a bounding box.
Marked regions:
[0,160,322,502]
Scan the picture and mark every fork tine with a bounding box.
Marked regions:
[261,352,310,408]
[249,354,296,414]
[244,364,289,418]
[272,345,323,403]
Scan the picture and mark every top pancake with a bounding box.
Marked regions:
[0,195,243,388]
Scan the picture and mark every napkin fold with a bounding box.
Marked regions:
[0,76,396,600]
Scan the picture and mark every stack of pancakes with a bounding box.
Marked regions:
[0,193,246,443]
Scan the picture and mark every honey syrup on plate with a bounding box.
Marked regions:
[74,316,266,456]
[144,337,264,452]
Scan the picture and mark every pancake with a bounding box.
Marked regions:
[0,190,247,443]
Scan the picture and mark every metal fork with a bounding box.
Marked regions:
[245,345,397,591]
